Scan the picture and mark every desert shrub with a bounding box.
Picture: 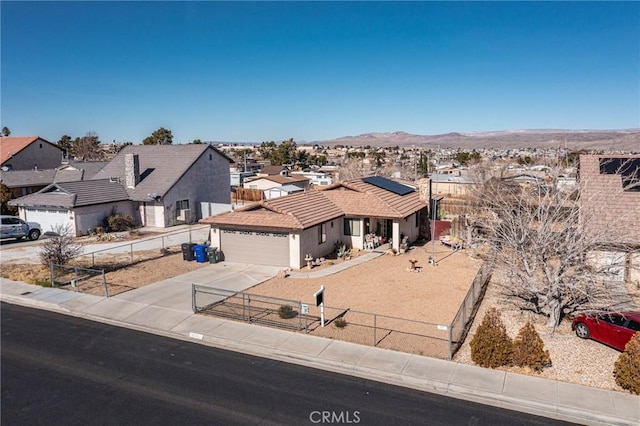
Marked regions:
[39,224,82,267]
[470,308,513,368]
[512,321,551,372]
[334,317,348,328]
[613,332,640,394]
[105,214,136,232]
[278,305,297,319]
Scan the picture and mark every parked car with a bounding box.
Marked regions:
[572,311,640,351]
[0,215,42,241]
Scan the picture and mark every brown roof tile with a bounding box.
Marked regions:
[202,177,428,231]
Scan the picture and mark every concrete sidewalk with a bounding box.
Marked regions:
[1,272,638,425]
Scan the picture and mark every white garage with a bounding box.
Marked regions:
[219,229,290,267]
[23,208,72,235]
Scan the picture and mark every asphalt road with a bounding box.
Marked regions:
[1,303,574,426]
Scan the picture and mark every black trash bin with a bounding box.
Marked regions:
[194,244,209,263]
[208,247,219,264]
[181,243,196,261]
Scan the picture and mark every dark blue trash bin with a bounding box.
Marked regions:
[194,244,209,263]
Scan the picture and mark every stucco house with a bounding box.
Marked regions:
[1,136,64,171]
[263,184,304,200]
[10,144,233,234]
[90,144,233,228]
[243,174,310,191]
[201,176,428,269]
[0,160,107,198]
[9,180,134,235]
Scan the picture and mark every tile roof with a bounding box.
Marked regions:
[0,161,108,187]
[1,136,59,164]
[247,175,309,185]
[202,176,428,231]
[9,179,130,208]
[329,178,426,218]
[90,144,232,201]
[258,165,287,175]
[0,169,57,187]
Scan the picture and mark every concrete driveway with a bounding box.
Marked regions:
[109,261,281,312]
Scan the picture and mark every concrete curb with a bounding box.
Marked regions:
[2,293,638,426]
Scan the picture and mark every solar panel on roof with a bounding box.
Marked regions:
[362,176,415,196]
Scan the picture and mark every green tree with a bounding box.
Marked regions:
[57,135,72,154]
[258,141,277,160]
[454,151,471,166]
[143,127,173,145]
[1,126,10,137]
[0,183,17,215]
[192,138,202,144]
[416,151,431,177]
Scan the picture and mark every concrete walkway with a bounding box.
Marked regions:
[1,266,638,425]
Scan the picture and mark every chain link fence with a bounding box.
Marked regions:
[50,263,110,297]
[72,226,210,269]
[193,255,494,360]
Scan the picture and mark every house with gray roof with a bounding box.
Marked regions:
[9,144,233,234]
[0,160,108,199]
[91,144,233,228]
[201,176,428,269]
[9,179,133,235]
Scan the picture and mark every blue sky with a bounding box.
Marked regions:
[2,1,639,144]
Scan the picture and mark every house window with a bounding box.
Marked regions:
[176,199,190,221]
[318,223,327,244]
[343,218,360,236]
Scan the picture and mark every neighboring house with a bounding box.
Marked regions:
[430,170,476,197]
[1,169,57,198]
[0,136,63,171]
[9,179,133,235]
[0,160,108,198]
[579,154,640,283]
[291,171,333,187]
[9,144,233,234]
[243,174,310,191]
[256,165,289,176]
[201,176,428,269]
[264,184,304,200]
[230,171,256,188]
[91,144,233,228]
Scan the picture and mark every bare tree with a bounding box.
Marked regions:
[39,225,82,267]
[468,158,640,328]
[71,131,104,160]
[336,158,370,181]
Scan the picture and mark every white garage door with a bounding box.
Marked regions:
[220,229,290,267]
[24,208,71,235]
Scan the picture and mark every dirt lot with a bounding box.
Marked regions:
[1,248,211,296]
[237,244,483,357]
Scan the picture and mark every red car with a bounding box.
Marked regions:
[572,311,640,351]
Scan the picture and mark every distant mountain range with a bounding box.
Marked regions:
[314,129,640,151]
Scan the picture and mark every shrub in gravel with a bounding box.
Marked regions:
[278,305,297,319]
[470,308,513,368]
[512,321,551,372]
[613,332,640,394]
[334,317,348,328]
